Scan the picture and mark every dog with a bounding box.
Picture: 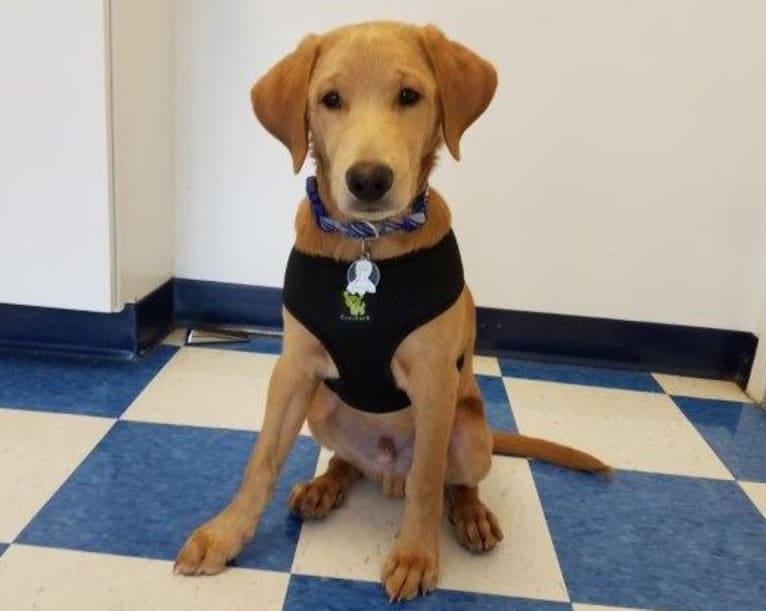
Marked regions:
[174,21,609,601]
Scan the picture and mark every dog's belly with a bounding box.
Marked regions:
[307,383,415,481]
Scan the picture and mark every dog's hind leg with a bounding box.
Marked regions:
[446,484,503,552]
[444,388,503,553]
[288,455,361,519]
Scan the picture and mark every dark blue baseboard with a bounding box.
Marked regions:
[474,307,758,387]
[1,277,758,386]
[175,279,758,387]
[174,278,282,329]
[0,280,174,359]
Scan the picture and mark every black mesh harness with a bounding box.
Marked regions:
[282,230,465,413]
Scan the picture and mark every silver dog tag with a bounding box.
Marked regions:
[346,257,380,296]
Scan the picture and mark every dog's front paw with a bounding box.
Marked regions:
[381,541,439,601]
[174,519,248,576]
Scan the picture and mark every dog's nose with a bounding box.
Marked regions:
[345,162,394,202]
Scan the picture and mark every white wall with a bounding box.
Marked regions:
[175,0,766,332]
[0,0,114,311]
[111,0,175,304]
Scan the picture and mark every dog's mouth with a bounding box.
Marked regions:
[347,200,398,220]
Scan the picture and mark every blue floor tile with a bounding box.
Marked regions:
[673,397,766,481]
[476,374,517,432]
[0,346,177,417]
[0,544,7,558]
[532,464,766,611]
[499,358,662,393]
[283,575,570,610]
[18,421,320,571]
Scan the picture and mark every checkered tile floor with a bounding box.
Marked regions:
[1,330,765,610]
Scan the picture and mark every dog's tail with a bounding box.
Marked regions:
[492,430,612,474]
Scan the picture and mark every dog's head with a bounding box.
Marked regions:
[251,22,497,221]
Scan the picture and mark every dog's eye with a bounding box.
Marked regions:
[321,91,343,110]
[398,87,421,106]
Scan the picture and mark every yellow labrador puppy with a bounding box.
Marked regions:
[175,21,608,601]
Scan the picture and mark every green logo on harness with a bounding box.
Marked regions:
[342,291,366,317]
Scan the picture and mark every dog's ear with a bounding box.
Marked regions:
[251,35,320,173]
[420,26,497,160]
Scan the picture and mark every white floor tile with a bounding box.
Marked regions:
[0,545,288,611]
[438,456,568,602]
[739,481,766,519]
[0,408,113,541]
[290,449,400,584]
[292,451,567,602]
[652,373,751,402]
[504,378,732,479]
[473,355,501,377]
[122,347,287,432]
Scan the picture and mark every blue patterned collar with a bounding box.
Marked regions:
[306,176,428,239]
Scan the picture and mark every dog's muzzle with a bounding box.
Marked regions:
[346,161,394,203]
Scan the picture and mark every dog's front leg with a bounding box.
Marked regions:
[383,355,459,601]
[174,353,318,575]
